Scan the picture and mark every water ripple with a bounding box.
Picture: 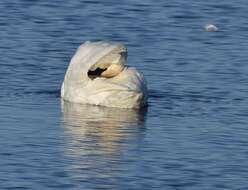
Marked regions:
[1,0,248,189]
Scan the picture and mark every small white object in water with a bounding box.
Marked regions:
[204,24,218,32]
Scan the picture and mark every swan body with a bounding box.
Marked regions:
[61,41,147,109]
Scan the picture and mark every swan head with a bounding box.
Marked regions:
[88,43,127,79]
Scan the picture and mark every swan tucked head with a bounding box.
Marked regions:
[61,41,147,109]
[88,43,127,79]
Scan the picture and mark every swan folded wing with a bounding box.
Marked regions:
[107,67,147,92]
[87,67,147,108]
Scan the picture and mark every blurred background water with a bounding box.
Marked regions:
[1,0,248,189]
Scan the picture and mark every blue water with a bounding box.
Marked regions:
[1,0,248,189]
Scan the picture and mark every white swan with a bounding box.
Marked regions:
[61,41,147,109]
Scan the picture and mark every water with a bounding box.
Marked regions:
[1,0,248,189]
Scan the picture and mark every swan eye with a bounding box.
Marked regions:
[87,67,107,80]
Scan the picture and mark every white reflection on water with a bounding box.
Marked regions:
[61,101,147,184]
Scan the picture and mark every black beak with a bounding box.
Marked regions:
[88,67,107,79]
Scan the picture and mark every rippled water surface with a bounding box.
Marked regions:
[1,0,248,189]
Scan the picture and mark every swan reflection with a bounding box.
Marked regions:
[61,100,147,156]
[61,101,147,184]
